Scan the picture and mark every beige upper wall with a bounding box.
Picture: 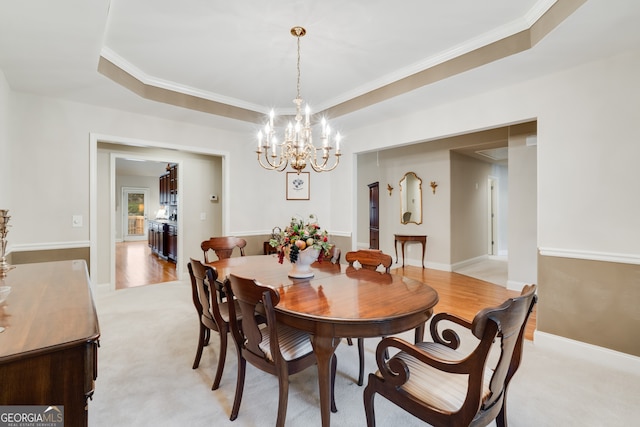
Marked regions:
[1,48,638,281]
[344,49,640,262]
[508,134,538,285]
[1,46,639,356]
[450,151,493,263]
[356,143,451,269]
[356,127,535,288]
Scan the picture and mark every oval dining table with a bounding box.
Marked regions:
[207,254,439,427]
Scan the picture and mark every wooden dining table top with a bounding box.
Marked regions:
[207,254,439,333]
[207,254,438,427]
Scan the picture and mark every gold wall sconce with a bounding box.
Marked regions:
[387,184,393,195]
[430,181,438,194]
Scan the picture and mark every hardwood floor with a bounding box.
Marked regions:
[114,244,535,339]
[115,241,178,290]
[392,265,537,341]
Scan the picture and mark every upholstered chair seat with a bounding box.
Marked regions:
[384,342,493,412]
[258,323,314,362]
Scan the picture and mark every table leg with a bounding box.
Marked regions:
[414,323,425,343]
[311,326,340,427]
[421,241,426,268]
[401,242,406,267]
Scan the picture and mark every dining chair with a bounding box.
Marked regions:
[318,245,341,264]
[344,249,394,385]
[187,258,240,390]
[201,236,247,263]
[224,274,337,427]
[345,249,392,273]
[364,285,538,427]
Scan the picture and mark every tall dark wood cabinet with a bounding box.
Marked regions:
[151,163,178,263]
[159,173,169,205]
[368,182,380,249]
[166,223,177,262]
[169,163,178,205]
[159,163,178,206]
[0,261,100,427]
[148,220,176,262]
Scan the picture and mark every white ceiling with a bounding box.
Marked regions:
[115,157,169,178]
[0,0,639,134]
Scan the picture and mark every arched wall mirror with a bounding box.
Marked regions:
[399,172,423,224]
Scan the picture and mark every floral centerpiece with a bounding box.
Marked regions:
[270,214,333,265]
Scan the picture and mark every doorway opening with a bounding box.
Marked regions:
[122,187,149,242]
[115,159,178,290]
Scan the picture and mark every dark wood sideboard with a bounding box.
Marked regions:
[0,260,100,427]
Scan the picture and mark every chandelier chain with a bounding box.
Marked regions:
[255,26,342,174]
[296,33,301,101]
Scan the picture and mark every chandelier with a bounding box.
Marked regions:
[256,26,341,174]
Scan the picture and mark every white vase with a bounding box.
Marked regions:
[288,247,320,278]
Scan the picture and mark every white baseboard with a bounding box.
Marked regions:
[507,279,528,291]
[534,331,640,373]
[95,282,115,293]
[392,258,449,271]
[424,260,452,271]
[451,255,488,271]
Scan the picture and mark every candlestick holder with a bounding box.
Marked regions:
[0,209,15,276]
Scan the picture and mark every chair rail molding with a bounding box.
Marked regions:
[10,240,91,251]
[538,247,640,265]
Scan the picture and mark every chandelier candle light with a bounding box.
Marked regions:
[256,26,341,174]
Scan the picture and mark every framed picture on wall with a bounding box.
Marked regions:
[286,172,310,200]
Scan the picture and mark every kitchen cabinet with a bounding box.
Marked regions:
[169,163,178,205]
[148,220,176,263]
[159,173,169,205]
[159,164,178,206]
[167,224,177,262]
[148,221,159,255]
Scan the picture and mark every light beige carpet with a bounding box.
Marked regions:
[89,280,640,426]
[455,258,508,288]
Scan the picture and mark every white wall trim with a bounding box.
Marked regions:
[94,282,113,294]
[507,279,528,291]
[329,230,352,238]
[451,255,488,271]
[425,261,451,272]
[539,247,640,265]
[234,229,352,238]
[534,331,640,374]
[10,241,91,251]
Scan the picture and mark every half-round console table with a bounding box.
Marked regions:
[394,234,427,268]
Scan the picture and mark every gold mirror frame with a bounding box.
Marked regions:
[399,172,423,224]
